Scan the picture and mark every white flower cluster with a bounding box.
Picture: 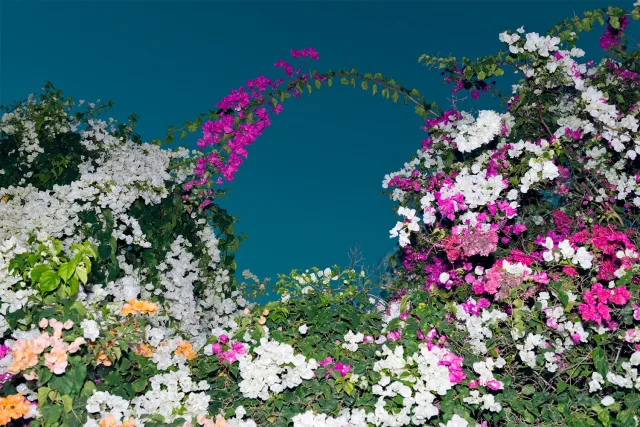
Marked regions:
[0,237,33,335]
[390,206,420,247]
[238,338,318,400]
[363,344,456,425]
[453,303,508,354]
[130,365,211,422]
[540,237,594,269]
[292,409,368,427]
[451,110,504,153]
[342,330,364,352]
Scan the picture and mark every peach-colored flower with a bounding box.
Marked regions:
[68,337,86,354]
[197,415,228,427]
[96,350,112,367]
[133,343,154,357]
[0,393,31,425]
[258,316,266,325]
[38,318,48,328]
[45,342,68,375]
[262,309,270,316]
[63,320,74,330]
[243,308,250,315]
[49,319,64,339]
[121,418,137,427]
[99,415,119,427]
[121,299,158,316]
[175,341,197,361]
[8,335,50,374]
[23,370,38,381]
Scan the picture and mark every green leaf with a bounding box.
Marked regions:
[31,264,51,282]
[40,270,61,293]
[42,404,62,425]
[591,347,609,377]
[68,275,79,295]
[58,261,76,282]
[72,363,87,394]
[372,84,378,95]
[609,16,620,29]
[38,386,51,407]
[344,382,355,396]
[76,265,88,285]
[391,91,399,103]
[61,395,73,413]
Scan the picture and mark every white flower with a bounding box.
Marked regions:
[80,319,100,340]
[601,396,615,407]
[299,324,308,335]
[572,247,593,269]
[439,414,469,427]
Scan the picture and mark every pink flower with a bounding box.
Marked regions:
[219,350,237,364]
[333,363,350,377]
[231,341,246,355]
[485,379,504,390]
[211,343,222,355]
[219,334,229,344]
[386,331,402,342]
[624,329,640,343]
[610,286,630,305]
[318,357,333,367]
[633,304,640,321]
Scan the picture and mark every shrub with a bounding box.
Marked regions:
[3,4,640,427]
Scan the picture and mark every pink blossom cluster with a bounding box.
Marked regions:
[187,47,320,209]
[318,357,351,378]
[210,334,247,364]
[578,283,630,327]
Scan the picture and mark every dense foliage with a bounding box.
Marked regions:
[4,3,640,427]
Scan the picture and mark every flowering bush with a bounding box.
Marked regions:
[4,3,640,427]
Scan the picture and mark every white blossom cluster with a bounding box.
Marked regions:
[452,303,508,354]
[238,338,318,400]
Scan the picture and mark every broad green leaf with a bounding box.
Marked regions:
[40,270,61,293]
[76,265,88,285]
[591,347,608,377]
[31,264,51,282]
[58,261,76,282]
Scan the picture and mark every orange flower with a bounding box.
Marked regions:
[258,316,266,325]
[0,394,31,426]
[133,343,154,357]
[96,350,112,367]
[121,299,158,316]
[175,341,197,361]
[99,415,119,427]
[262,309,270,316]
[121,419,137,427]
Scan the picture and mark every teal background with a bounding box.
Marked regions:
[1,0,637,294]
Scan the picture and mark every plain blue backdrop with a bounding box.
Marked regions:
[1,0,637,298]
